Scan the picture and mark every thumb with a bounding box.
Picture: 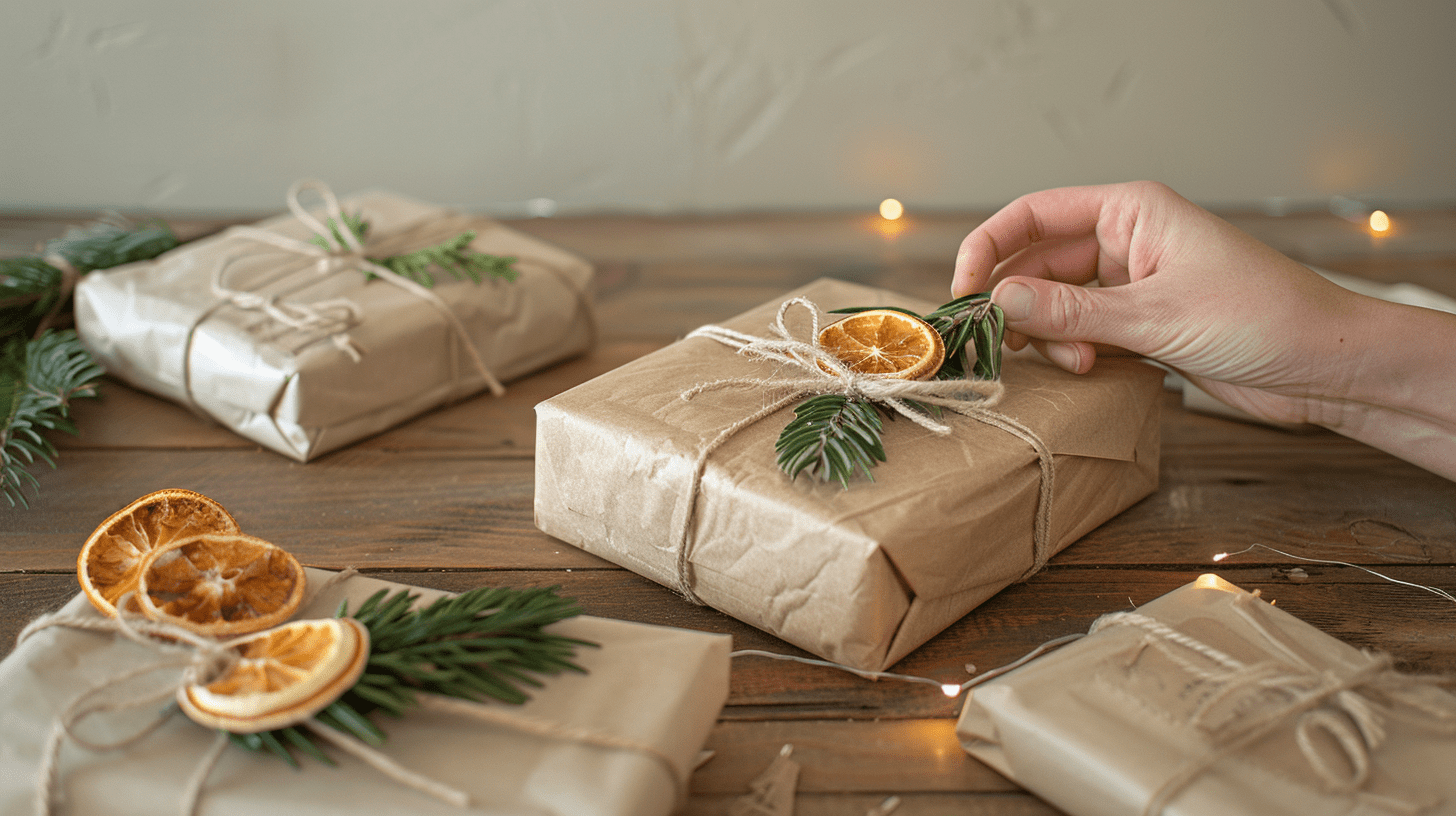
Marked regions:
[992,278,1151,373]
[992,277,1145,348]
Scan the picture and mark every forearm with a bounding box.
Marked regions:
[1321,298,1456,480]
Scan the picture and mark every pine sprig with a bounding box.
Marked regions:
[315,210,519,288]
[42,219,179,274]
[232,584,595,766]
[775,293,1005,488]
[1,218,178,508]
[775,395,885,487]
[1,331,105,507]
[0,257,65,338]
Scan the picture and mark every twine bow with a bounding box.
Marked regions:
[20,571,687,816]
[196,178,505,395]
[1092,597,1456,815]
[683,297,1005,433]
[671,297,1055,605]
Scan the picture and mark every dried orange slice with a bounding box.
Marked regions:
[136,533,306,638]
[179,618,370,733]
[817,309,945,380]
[78,488,242,618]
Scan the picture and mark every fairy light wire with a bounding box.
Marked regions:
[1213,543,1456,605]
[731,631,1086,699]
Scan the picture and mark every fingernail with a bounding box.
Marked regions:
[1046,342,1083,372]
[995,282,1035,322]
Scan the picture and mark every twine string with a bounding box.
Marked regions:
[21,600,238,816]
[1091,599,1456,815]
[671,297,1053,604]
[24,573,690,814]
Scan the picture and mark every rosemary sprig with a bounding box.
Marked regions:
[774,293,1004,488]
[231,584,596,766]
[314,211,519,288]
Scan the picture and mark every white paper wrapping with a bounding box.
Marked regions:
[74,189,594,461]
[0,570,730,816]
[956,574,1456,816]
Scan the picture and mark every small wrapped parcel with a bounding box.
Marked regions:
[0,570,729,816]
[75,182,594,461]
[956,574,1456,815]
[535,278,1164,671]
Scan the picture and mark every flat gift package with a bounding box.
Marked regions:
[956,574,1456,815]
[535,278,1164,671]
[75,182,594,461]
[0,569,730,816]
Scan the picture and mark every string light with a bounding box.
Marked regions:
[1212,543,1456,605]
[1369,210,1391,233]
[731,632,1086,699]
[879,198,904,220]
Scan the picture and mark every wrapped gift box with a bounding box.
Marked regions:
[75,187,594,461]
[0,569,729,816]
[956,574,1456,815]
[535,278,1163,671]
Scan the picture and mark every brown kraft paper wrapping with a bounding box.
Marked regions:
[534,278,1163,672]
[74,187,594,462]
[0,569,730,816]
[956,574,1456,815]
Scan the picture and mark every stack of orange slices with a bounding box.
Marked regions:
[77,489,367,733]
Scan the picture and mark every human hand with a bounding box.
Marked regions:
[951,181,1385,427]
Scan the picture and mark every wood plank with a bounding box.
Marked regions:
[9,566,1454,710]
[692,719,1013,794]
[0,452,578,571]
[13,420,1456,574]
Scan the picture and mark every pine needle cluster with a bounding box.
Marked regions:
[316,211,519,288]
[1,220,178,507]
[775,293,1005,488]
[231,584,595,767]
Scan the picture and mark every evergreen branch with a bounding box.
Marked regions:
[308,211,371,252]
[2,218,178,508]
[780,294,1006,487]
[234,584,595,766]
[1,331,105,507]
[312,210,519,288]
[774,394,885,487]
[43,219,178,273]
[0,258,65,337]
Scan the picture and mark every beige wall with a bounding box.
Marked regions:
[3,1,1453,215]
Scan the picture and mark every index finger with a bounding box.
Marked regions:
[952,185,1121,297]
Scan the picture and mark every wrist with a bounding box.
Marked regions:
[1317,297,1456,479]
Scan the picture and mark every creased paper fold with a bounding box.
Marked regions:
[535,278,1164,671]
[956,575,1456,816]
[75,190,594,461]
[0,570,730,816]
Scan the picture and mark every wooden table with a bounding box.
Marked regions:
[4,206,1456,815]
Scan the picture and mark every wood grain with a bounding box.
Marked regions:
[3,208,1455,814]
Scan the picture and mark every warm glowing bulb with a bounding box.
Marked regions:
[1369,210,1390,233]
[941,683,961,697]
[879,198,904,220]
[1212,552,1229,562]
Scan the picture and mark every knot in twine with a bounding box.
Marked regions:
[19,598,241,816]
[1091,599,1456,815]
[671,297,1054,606]
[186,178,506,413]
[19,570,687,816]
